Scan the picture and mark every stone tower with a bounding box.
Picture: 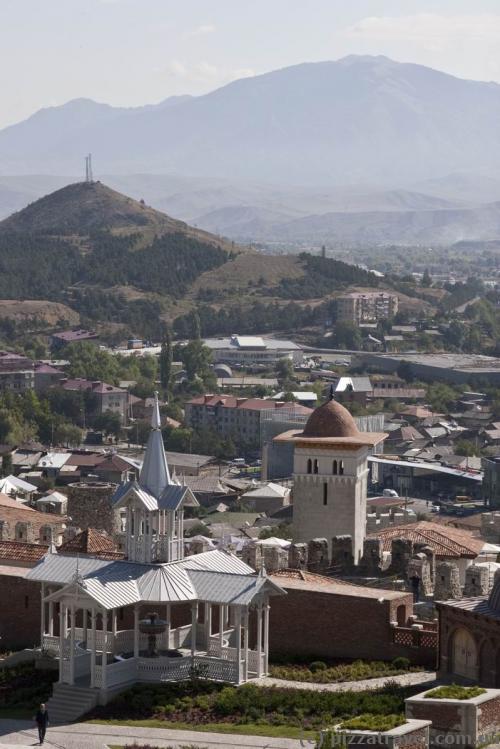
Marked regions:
[113,393,198,564]
[275,394,387,563]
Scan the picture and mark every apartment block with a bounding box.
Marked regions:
[337,292,398,324]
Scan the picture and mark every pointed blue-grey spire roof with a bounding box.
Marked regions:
[139,392,171,498]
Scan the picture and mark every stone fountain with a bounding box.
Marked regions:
[139,612,167,657]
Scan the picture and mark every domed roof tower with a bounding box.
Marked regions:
[273,389,387,564]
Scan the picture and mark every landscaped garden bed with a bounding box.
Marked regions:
[318,716,431,749]
[89,680,420,740]
[0,663,58,718]
[269,657,420,684]
[406,686,500,748]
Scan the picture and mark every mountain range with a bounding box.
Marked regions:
[3,55,500,244]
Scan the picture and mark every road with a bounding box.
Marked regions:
[0,719,314,749]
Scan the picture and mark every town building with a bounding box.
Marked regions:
[482,456,500,509]
[34,362,65,393]
[51,329,98,349]
[185,395,312,447]
[0,493,65,545]
[336,292,399,324]
[202,335,303,365]
[26,395,286,720]
[437,574,500,685]
[0,351,34,392]
[274,395,387,562]
[61,379,129,424]
[353,352,500,385]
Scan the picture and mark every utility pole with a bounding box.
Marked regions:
[85,153,93,183]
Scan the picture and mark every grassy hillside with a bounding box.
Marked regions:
[0,181,431,341]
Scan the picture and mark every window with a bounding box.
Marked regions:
[333,460,338,475]
[339,460,344,476]
[323,483,328,506]
[307,459,312,474]
[313,459,319,474]
[24,596,29,609]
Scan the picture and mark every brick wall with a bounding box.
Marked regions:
[409,703,462,731]
[478,694,500,734]
[269,587,435,665]
[0,574,41,650]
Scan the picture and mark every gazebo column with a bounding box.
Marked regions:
[69,604,76,685]
[134,604,140,658]
[90,607,96,688]
[82,607,88,646]
[219,604,225,652]
[48,598,54,636]
[191,601,198,658]
[58,603,65,683]
[235,607,242,684]
[263,602,270,676]
[243,608,249,682]
[256,603,263,677]
[101,608,108,693]
[205,603,212,651]
[40,582,46,645]
[112,609,117,654]
[165,603,171,649]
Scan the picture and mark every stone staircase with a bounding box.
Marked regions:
[46,683,99,724]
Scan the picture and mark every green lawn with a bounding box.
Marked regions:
[90,718,316,740]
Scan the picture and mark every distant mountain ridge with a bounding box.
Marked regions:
[2,55,500,186]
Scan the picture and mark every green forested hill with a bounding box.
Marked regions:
[0,181,389,340]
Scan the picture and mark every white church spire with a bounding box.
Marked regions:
[139,392,171,497]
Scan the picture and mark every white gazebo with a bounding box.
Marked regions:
[28,394,285,714]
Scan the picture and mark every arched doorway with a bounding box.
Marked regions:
[452,628,478,680]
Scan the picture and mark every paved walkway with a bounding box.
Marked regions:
[0,720,314,749]
[255,670,436,692]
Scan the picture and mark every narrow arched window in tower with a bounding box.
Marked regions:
[313,459,319,474]
[333,460,338,475]
[323,483,328,506]
[307,458,312,474]
[339,460,344,475]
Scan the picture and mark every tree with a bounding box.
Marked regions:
[93,411,122,439]
[159,329,173,394]
[275,357,294,382]
[332,321,362,350]
[422,269,432,287]
[181,340,213,384]
[455,439,479,457]
[54,423,83,447]
[1,452,12,477]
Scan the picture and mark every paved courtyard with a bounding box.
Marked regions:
[0,720,314,749]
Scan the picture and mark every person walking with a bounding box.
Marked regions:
[33,703,49,745]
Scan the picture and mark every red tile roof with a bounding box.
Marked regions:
[0,540,48,563]
[96,455,134,473]
[52,329,98,343]
[59,528,123,558]
[65,453,106,467]
[371,520,484,558]
[0,493,65,528]
[188,395,312,414]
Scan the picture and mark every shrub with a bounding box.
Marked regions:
[424,685,486,700]
[309,661,327,673]
[391,657,410,671]
[339,713,406,731]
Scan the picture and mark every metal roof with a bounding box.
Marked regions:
[26,550,270,610]
[368,455,482,481]
[188,569,284,605]
[158,485,198,511]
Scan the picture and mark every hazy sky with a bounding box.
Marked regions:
[2,0,500,129]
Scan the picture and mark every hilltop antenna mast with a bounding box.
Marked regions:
[85,153,93,183]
